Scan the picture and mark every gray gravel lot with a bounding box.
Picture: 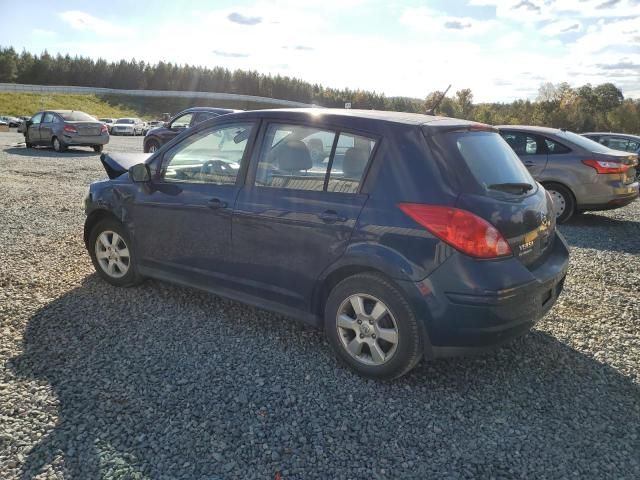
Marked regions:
[1,131,639,479]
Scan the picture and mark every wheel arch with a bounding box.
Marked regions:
[541,180,578,209]
[84,209,122,249]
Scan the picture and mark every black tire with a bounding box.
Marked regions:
[145,139,160,153]
[25,142,33,148]
[324,273,424,379]
[88,219,142,287]
[544,182,575,223]
[52,136,67,152]
[93,145,103,153]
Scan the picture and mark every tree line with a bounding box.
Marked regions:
[0,46,637,133]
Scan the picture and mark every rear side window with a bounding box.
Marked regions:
[42,113,55,123]
[255,123,376,193]
[445,131,535,190]
[545,138,571,154]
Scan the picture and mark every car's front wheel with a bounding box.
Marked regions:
[325,273,424,379]
[145,139,160,153]
[88,219,142,287]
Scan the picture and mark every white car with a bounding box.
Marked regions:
[111,118,145,136]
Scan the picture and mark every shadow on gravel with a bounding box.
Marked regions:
[561,212,640,254]
[3,147,99,158]
[9,275,640,478]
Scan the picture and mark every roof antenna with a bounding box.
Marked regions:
[425,84,451,115]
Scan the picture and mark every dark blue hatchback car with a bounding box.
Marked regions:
[84,109,569,379]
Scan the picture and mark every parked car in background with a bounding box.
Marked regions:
[24,110,109,152]
[85,109,569,379]
[112,118,145,136]
[582,133,640,154]
[17,116,31,133]
[143,107,240,152]
[0,115,20,127]
[498,126,638,222]
[99,118,116,133]
[143,120,164,135]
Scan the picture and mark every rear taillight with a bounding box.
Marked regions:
[398,203,512,258]
[101,124,108,134]
[63,125,77,134]
[582,159,630,174]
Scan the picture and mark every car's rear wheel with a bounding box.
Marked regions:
[88,219,142,287]
[52,137,66,152]
[544,182,575,223]
[146,139,160,153]
[93,145,103,153]
[325,273,423,379]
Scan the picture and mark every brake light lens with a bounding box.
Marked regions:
[63,125,77,134]
[101,124,108,134]
[582,159,630,174]
[398,203,512,258]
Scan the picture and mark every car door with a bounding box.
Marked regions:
[26,112,43,144]
[38,112,57,145]
[231,122,375,311]
[130,121,256,285]
[501,130,548,178]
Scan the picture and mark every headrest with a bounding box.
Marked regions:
[278,140,312,171]
[307,138,323,151]
[342,148,369,178]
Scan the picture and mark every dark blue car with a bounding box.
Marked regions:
[84,109,569,379]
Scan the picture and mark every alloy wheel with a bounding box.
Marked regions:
[336,294,399,366]
[95,230,131,278]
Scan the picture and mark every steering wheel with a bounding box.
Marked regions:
[200,159,232,175]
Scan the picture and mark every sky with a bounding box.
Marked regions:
[0,0,639,102]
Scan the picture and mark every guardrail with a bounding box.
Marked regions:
[0,83,313,108]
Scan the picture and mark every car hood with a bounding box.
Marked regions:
[100,152,151,179]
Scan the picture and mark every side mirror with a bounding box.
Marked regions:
[26,120,32,126]
[129,163,151,183]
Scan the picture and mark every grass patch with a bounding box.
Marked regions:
[0,92,277,120]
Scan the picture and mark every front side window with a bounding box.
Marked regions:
[162,122,254,185]
[193,112,217,125]
[604,137,632,152]
[255,124,336,191]
[30,113,43,125]
[171,113,193,129]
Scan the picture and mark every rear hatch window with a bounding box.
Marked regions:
[425,129,555,267]
[452,131,536,193]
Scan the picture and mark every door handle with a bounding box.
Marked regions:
[207,198,228,209]
[318,210,347,223]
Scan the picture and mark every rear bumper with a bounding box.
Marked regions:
[578,185,638,211]
[397,231,570,358]
[575,180,638,211]
[63,134,109,146]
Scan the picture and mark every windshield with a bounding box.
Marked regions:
[117,118,134,124]
[59,111,96,121]
[558,130,612,154]
[441,131,535,191]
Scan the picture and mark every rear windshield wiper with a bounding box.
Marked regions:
[488,182,533,194]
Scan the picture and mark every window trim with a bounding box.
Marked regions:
[247,119,380,195]
[154,120,258,187]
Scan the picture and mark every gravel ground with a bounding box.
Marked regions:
[0,130,639,479]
